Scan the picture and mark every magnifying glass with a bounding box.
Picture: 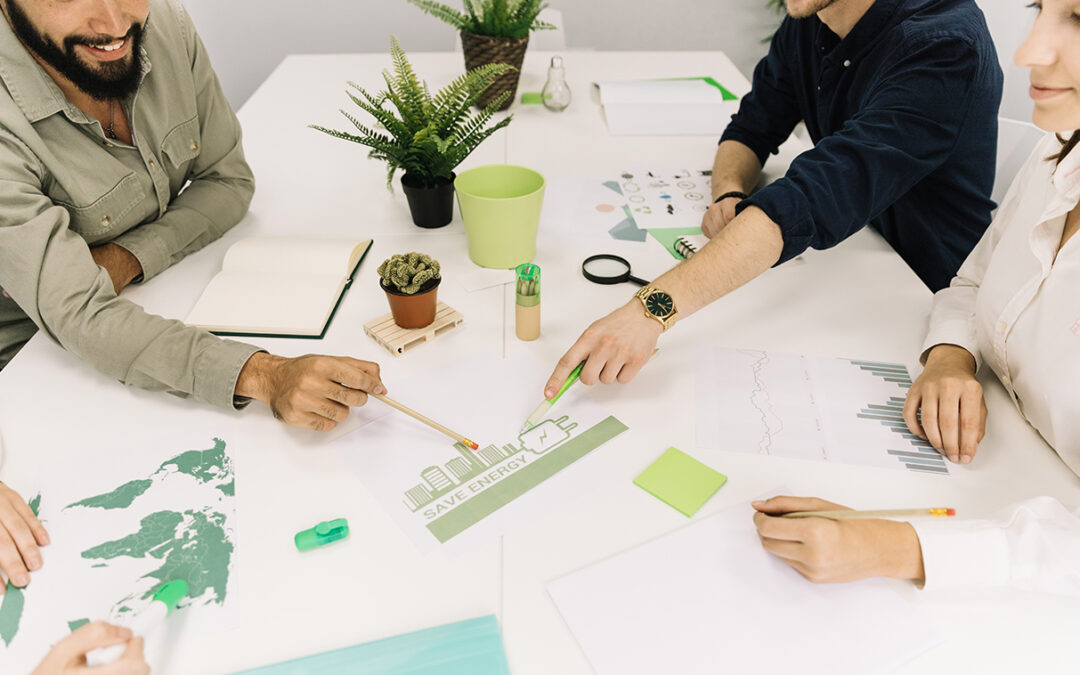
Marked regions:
[581,254,650,286]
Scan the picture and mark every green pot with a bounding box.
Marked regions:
[454,165,545,269]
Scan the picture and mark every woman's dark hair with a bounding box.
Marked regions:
[1054,130,1080,165]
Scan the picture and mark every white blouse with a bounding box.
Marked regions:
[911,132,1080,595]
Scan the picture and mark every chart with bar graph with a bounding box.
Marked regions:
[695,347,949,475]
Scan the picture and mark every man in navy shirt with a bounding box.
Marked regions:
[543,0,1003,399]
[713,0,1002,292]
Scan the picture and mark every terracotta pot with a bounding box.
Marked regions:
[382,276,441,328]
[460,31,529,111]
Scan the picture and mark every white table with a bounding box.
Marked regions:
[0,50,1077,675]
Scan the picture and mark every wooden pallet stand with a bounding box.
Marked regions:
[364,302,464,356]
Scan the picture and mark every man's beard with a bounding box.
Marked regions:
[786,0,839,19]
[4,0,143,101]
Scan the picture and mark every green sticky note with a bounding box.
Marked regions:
[634,448,727,517]
[521,92,543,104]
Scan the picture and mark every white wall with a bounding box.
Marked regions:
[182,0,780,109]
[183,1,1035,123]
[976,0,1035,122]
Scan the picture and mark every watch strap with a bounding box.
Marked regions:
[713,190,748,204]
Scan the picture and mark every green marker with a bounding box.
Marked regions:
[86,580,188,666]
[295,518,349,551]
[521,361,585,432]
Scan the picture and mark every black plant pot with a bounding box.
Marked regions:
[401,173,455,229]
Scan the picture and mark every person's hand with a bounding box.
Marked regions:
[89,243,143,294]
[0,481,49,592]
[752,496,925,584]
[31,622,148,675]
[544,301,662,398]
[236,353,386,431]
[903,344,986,464]
[700,196,741,238]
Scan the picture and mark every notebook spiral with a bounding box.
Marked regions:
[674,234,709,259]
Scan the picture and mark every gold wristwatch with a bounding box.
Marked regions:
[634,285,678,331]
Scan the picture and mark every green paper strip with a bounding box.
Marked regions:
[658,76,740,101]
[426,417,628,542]
[521,92,543,105]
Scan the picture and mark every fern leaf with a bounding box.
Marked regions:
[403,0,468,30]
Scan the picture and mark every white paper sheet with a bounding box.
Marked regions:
[695,347,950,475]
[0,434,239,672]
[596,79,740,136]
[458,266,515,292]
[617,167,713,230]
[341,356,628,551]
[548,499,942,675]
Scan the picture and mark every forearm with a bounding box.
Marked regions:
[882,522,926,581]
[90,243,143,293]
[711,140,763,200]
[655,205,783,317]
[924,343,977,372]
[110,174,253,282]
[234,351,280,404]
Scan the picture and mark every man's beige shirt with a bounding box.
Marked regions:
[0,0,260,408]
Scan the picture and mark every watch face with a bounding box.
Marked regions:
[645,291,674,318]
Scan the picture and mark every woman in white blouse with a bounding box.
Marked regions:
[752,0,1080,593]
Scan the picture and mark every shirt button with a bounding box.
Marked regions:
[104,141,113,148]
[189,141,199,152]
[101,215,111,227]
[148,159,156,169]
[843,59,852,67]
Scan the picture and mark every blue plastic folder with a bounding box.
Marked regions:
[231,615,509,675]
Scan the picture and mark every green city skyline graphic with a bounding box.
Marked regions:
[404,414,629,544]
[404,416,579,511]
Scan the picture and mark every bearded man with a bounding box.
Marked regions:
[0,0,386,430]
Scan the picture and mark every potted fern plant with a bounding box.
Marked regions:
[310,36,514,228]
[405,0,554,111]
[378,252,442,328]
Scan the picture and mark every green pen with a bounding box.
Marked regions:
[521,361,585,432]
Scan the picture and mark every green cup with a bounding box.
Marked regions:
[454,165,546,269]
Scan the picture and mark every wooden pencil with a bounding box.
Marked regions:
[371,394,480,450]
[780,508,956,520]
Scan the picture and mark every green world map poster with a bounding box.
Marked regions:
[0,437,237,672]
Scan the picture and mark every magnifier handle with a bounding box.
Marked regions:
[627,274,650,286]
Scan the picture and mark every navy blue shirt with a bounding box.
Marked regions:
[721,0,1003,291]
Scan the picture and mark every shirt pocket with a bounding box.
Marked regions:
[54,172,145,242]
[160,116,202,171]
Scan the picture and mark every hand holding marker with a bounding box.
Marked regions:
[524,349,660,432]
[86,580,188,667]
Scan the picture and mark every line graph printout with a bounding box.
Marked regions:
[695,347,949,475]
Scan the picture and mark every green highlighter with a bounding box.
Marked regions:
[295,518,350,551]
[520,361,584,432]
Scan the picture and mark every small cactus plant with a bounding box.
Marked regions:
[378,252,441,295]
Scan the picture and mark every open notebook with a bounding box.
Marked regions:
[185,237,372,338]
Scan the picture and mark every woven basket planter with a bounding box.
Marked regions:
[461,31,529,111]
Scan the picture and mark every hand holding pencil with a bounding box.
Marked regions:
[752,496,930,584]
